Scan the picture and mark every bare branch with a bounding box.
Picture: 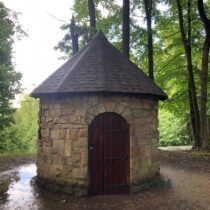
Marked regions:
[45,11,68,24]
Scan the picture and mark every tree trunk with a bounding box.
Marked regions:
[200,36,210,148]
[189,83,196,145]
[123,0,130,58]
[88,0,96,28]
[197,0,210,149]
[176,0,201,147]
[70,16,79,55]
[143,0,154,80]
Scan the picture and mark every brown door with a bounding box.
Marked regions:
[89,112,129,195]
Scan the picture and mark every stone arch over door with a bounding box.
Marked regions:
[88,112,130,195]
[85,101,135,125]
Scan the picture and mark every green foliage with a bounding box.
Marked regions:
[0,2,24,133]
[0,96,39,154]
[158,108,190,146]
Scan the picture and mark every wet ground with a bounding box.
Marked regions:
[0,149,210,210]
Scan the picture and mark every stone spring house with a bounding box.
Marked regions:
[31,31,167,196]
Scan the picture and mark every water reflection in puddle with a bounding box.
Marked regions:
[0,164,37,210]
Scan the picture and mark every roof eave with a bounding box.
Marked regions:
[30,90,167,101]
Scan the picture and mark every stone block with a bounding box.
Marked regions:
[69,128,80,140]
[50,129,60,139]
[46,121,54,129]
[55,103,60,109]
[60,129,67,140]
[62,108,75,115]
[46,117,53,123]
[142,103,153,110]
[54,124,61,130]
[104,101,115,112]
[60,116,68,124]
[140,156,150,168]
[132,108,143,117]
[70,153,81,167]
[60,124,70,129]
[130,125,135,136]
[79,128,88,138]
[53,139,60,149]
[53,117,60,123]
[40,116,45,122]
[130,136,138,147]
[87,106,98,116]
[135,118,147,126]
[114,103,126,114]
[75,109,86,117]
[43,109,49,117]
[54,108,61,116]
[59,140,65,153]
[42,104,48,109]
[64,140,72,157]
[144,145,151,156]
[80,151,88,167]
[147,156,152,167]
[130,157,140,169]
[41,128,50,138]
[130,146,140,158]
[122,107,132,116]
[52,155,63,165]
[85,113,94,124]
[50,164,63,176]
[73,167,87,180]
[74,138,87,152]
[69,115,80,124]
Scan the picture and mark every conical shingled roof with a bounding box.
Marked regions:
[31,31,167,100]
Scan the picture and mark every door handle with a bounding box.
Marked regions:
[89,144,94,150]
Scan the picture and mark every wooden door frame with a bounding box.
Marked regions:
[87,112,130,196]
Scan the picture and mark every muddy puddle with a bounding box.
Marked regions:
[0,164,37,209]
[0,164,88,210]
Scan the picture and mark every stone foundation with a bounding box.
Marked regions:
[37,94,159,196]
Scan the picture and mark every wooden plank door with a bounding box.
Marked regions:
[89,112,129,195]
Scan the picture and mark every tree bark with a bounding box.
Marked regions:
[200,38,210,148]
[176,0,201,147]
[70,16,79,55]
[143,0,154,80]
[123,0,130,58]
[189,83,196,145]
[197,0,210,149]
[88,0,96,28]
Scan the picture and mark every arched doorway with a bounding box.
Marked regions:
[88,112,130,195]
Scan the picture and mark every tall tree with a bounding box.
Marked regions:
[56,0,209,147]
[88,0,96,28]
[0,3,22,135]
[143,0,154,80]
[197,0,210,149]
[123,0,130,58]
[70,15,79,55]
[176,0,201,147]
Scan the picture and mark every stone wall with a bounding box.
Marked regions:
[37,94,159,196]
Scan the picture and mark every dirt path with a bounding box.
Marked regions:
[0,150,210,210]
